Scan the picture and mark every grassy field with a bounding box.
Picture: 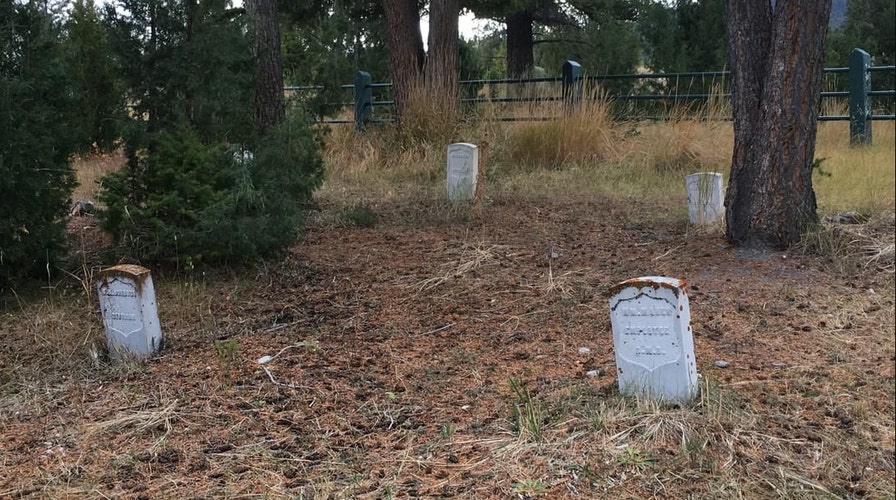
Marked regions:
[2,110,894,498]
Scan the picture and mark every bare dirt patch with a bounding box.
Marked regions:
[1,194,894,498]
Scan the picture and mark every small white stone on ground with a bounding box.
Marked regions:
[578,347,591,355]
[586,370,600,377]
[257,355,273,364]
[713,360,730,368]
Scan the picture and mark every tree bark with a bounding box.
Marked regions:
[246,0,284,133]
[724,0,831,249]
[382,0,425,123]
[506,9,534,78]
[425,0,460,116]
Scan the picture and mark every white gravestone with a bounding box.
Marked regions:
[608,276,698,402]
[447,143,478,201]
[685,172,724,225]
[97,265,163,359]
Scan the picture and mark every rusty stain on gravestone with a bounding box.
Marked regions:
[608,276,698,403]
[97,264,163,359]
[447,143,478,201]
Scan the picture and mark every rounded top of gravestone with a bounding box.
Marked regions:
[448,142,477,149]
[849,48,871,59]
[99,264,151,280]
[609,276,686,297]
[685,172,723,179]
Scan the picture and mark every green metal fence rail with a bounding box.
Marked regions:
[290,48,894,145]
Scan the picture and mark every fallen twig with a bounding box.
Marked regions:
[418,323,455,336]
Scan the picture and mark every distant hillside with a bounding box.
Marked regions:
[831,0,848,28]
[770,0,847,27]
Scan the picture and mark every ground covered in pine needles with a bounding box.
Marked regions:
[1,186,894,499]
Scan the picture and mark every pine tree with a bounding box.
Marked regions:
[63,0,124,153]
[0,1,78,286]
[98,0,323,266]
[724,0,830,249]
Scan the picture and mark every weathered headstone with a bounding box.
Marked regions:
[97,265,163,359]
[608,276,698,402]
[685,172,724,225]
[447,143,478,201]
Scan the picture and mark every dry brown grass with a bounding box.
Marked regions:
[617,90,733,176]
[800,211,896,276]
[69,149,125,202]
[321,91,739,209]
[398,83,461,147]
[413,241,503,292]
[814,121,896,215]
[501,88,617,171]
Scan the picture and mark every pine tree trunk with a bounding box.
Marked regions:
[425,0,459,119]
[382,0,425,124]
[724,0,831,249]
[506,9,534,78]
[246,0,284,133]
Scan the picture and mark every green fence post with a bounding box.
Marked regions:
[562,60,583,112]
[848,48,872,146]
[354,71,372,130]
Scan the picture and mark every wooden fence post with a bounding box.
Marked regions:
[354,71,372,130]
[848,48,872,146]
[562,60,583,112]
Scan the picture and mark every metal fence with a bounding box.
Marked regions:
[287,48,895,145]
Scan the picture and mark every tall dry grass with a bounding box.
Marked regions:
[398,81,460,147]
[501,89,617,171]
[69,149,126,202]
[321,86,737,206]
[813,121,896,215]
[625,87,733,175]
[804,121,895,275]
[68,94,893,225]
[319,89,892,218]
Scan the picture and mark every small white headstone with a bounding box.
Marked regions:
[97,265,163,359]
[608,276,698,403]
[685,172,724,225]
[447,143,478,201]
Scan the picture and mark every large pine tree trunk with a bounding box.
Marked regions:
[724,0,831,249]
[425,0,459,118]
[246,0,284,133]
[382,0,425,124]
[506,9,534,78]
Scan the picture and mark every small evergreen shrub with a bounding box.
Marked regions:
[99,128,229,264]
[99,114,324,266]
[97,2,323,268]
[190,113,325,264]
